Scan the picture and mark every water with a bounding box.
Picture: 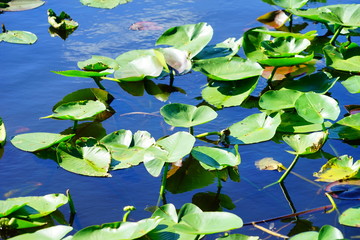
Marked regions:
[1,0,359,239]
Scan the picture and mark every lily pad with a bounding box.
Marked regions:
[80,0,131,9]
[195,37,242,60]
[0,0,45,11]
[156,22,213,58]
[329,113,360,140]
[314,155,360,182]
[0,30,37,44]
[191,146,240,170]
[227,112,281,144]
[259,89,303,110]
[339,206,360,227]
[47,9,78,31]
[261,37,311,58]
[78,55,119,72]
[0,117,5,147]
[255,157,285,171]
[52,70,111,78]
[114,49,168,81]
[160,103,218,128]
[202,76,259,108]
[282,131,328,155]
[56,138,111,177]
[341,75,360,94]
[11,133,75,152]
[272,0,309,9]
[243,27,271,61]
[7,225,73,240]
[259,52,314,67]
[323,43,360,73]
[294,92,340,124]
[42,100,107,121]
[193,57,263,81]
[253,29,317,40]
[289,225,343,240]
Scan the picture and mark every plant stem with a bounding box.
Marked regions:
[158,163,169,206]
[263,155,300,189]
[195,131,221,138]
[279,182,297,217]
[66,189,76,215]
[289,14,293,32]
[189,126,194,135]
[93,77,105,90]
[169,70,175,87]
[122,206,136,222]
[329,25,344,46]
[216,170,223,190]
[72,120,78,132]
[325,193,338,214]
[267,66,278,86]
[195,235,201,240]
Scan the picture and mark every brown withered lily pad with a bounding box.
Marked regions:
[129,21,163,31]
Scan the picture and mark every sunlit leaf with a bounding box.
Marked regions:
[341,75,360,93]
[314,155,360,182]
[243,27,270,61]
[294,92,340,124]
[283,131,328,155]
[0,30,37,44]
[193,57,263,81]
[80,0,131,9]
[259,89,303,110]
[78,55,119,72]
[289,225,344,240]
[0,0,44,11]
[259,53,314,66]
[42,100,107,121]
[156,22,213,58]
[47,9,78,31]
[323,43,360,73]
[261,37,311,57]
[216,234,260,240]
[195,37,242,60]
[272,0,309,9]
[329,113,360,140]
[56,138,111,177]
[8,225,73,240]
[52,70,111,78]
[255,157,285,171]
[227,112,281,144]
[202,76,259,108]
[11,133,74,152]
[339,207,360,227]
[160,103,218,128]
[252,29,317,40]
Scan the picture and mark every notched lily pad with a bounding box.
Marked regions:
[80,0,132,9]
[0,0,45,11]
[0,27,37,44]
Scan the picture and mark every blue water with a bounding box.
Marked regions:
[1,0,359,239]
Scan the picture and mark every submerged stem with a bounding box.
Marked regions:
[329,25,344,46]
[158,163,169,206]
[217,170,223,190]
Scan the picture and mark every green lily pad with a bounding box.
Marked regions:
[191,146,240,170]
[259,52,314,67]
[202,76,259,108]
[114,49,168,81]
[42,100,107,121]
[160,103,218,128]
[156,22,213,58]
[195,37,242,60]
[314,155,360,182]
[0,201,27,218]
[253,29,317,40]
[52,70,111,78]
[272,0,309,9]
[227,112,281,144]
[11,133,75,152]
[47,9,78,31]
[323,43,360,73]
[0,0,45,11]
[78,55,119,72]
[282,131,328,155]
[339,207,360,227]
[289,225,343,240]
[243,27,270,61]
[341,75,360,94]
[72,218,161,239]
[283,72,338,94]
[56,138,111,177]
[8,225,73,240]
[329,113,360,140]
[259,89,303,110]
[318,4,360,27]
[80,0,131,9]
[193,57,263,81]
[261,37,311,58]
[0,117,5,147]
[294,92,340,124]
[0,30,37,44]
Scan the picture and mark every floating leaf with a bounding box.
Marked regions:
[294,92,340,124]
[261,37,311,58]
[195,37,242,60]
[282,131,328,155]
[259,89,303,110]
[318,4,360,27]
[11,133,74,152]
[8,225,73,240]
[255,157,285,171]
[0,0,45,11]
[341,75,360,94]
[160,103,218,128]
[339,207,360,227]
[72,218,161,239]
[329,113,360,140]
[289,225,343,240]
[193,57,263,81]
[314,155,360,182]
[156,22,213,58]
[216,234,259,240]
[129,21,163,31]
[252,29,317,40]
[191,146,240,170]
[202,76,259,108]
[47,9,78,31]
[323,43,360,73]
[257,10,289,28]
[227,112,281,144]
[0,30,37,44]
[56,138,111,177]
[259,53,314,67]
[114,49,168,81]
[272,0,309,9]
[52,70,111,78]
[78,55,119,72]
[80,0,132,9]
[42,100,107,121]
[243,27,270,61]
[0,117,5,147]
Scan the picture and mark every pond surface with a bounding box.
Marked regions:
[0,0,359,239]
